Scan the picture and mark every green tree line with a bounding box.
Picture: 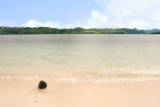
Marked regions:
[0,26,146,34]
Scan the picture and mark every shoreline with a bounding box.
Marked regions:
[0,78,160,107]
[0,73,160,82]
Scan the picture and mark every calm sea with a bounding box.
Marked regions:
[0,34,160,82]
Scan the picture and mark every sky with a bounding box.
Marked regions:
[0,0,160,29]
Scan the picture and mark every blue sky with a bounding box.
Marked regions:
[0,0,98,23]
[1,0,160,29]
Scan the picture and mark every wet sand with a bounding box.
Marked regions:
[0,79,160,107]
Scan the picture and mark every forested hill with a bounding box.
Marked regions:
[0,26,157,34]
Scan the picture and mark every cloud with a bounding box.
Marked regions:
[127,20,148,29]
[86,10,108,28]
[23,0,160,29]
[94,0,160,29]
[24,10,108,29]
[24,19,82,28]
[24,20,61,28]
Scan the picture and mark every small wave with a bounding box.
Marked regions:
[0,75,160,82]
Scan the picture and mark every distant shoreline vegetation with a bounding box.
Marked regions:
[0,26,160,34]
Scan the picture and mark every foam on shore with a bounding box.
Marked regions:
[0,74,160,82]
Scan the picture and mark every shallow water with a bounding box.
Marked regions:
[0,34,160,82]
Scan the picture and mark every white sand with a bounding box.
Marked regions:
[0,79,160,107]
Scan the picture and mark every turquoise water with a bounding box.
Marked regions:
[0,34,160,82]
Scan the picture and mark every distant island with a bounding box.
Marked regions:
[0,26,160,34]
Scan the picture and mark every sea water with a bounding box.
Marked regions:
[0,34,160,82]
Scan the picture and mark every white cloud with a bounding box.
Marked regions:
[24,10,108,29]
[94,0,160,29]
[24,20,61,28]
[127,20,148,29]
[24,19,84,28]
[153,12,160,22]
[86,10,108,28]
[23,0,160,29]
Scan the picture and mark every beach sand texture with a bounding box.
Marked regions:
[0,79,160,107]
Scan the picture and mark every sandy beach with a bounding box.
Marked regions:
[0,79,160,107]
